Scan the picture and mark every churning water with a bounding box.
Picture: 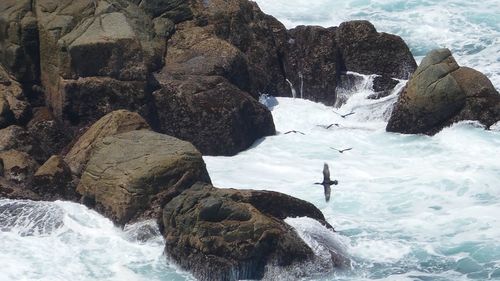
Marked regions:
[1,1,499,280]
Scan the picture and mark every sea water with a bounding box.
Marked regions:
[1,1,500,280]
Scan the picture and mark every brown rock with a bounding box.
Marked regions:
[162,183,342,281]
[27,107,71,158]
[387,48,499,134]
[153,76,275,156]
[285,26,342,105]
[0,150,39,183]
[336,20,416,79]
[77,130,211,225]
[64,109,150,175]
[33,155,75,200]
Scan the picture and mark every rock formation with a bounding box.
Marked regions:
[163,183,341,281]
[77,130,211,225]
[387,48,500,134]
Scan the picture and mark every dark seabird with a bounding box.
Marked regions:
[333,110,355,118]
[314,163,338,202]
[317,123,341,129]
[330,147,353,153]
[284,130,306,135]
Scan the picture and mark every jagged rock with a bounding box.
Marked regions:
[336,20,416,79]
[34,0,164,124]
[162,183,340,281]
[161,21,251,92]
[0,0,40,83]
[191,0,289,98]
[387,48,500,134]
[285,26,341,105]
[153,76,275,156]
[77,130,211,225]
[0,66,31,124]
[0,125,45,162]
[32,155,75,200]
[0,150,39,183]
[136,0,193,22]
[64,109,150,175]
[27,107,71,158]
[369,76,400,99]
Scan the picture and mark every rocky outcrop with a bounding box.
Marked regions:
[32,155,75,200]
[0,66,31,125]
[34,0,165,125]
[77,130,211,225]
[153,76,275,156]
[285,26,342,105]
[336,20,416,79]
[162,183,341,281]
[387,48,500,134]
[64,109,150,175]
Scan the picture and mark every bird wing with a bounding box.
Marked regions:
[323,163,330,182]
[298,131,305,135]
[342,148,353,152]
[284,131,291,134]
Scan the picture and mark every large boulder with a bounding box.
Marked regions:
[285,26,342,105]
[193,0,290,97]
[387,48,500,134]
[153,12,277,156]
[336,20,416,79]
[77,130,211,225]
[34,0,165,124]
[162,183,342,281]
[64,109,150,175]
[0,125,45,162]
[153,76,275,156]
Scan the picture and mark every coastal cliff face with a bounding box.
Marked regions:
[6,0,494,280]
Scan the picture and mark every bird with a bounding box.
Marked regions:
[317,123,341,129]
[330,147,352,153]
[333,110,355,118]
[284,130,305,135]
[314,163,338,202]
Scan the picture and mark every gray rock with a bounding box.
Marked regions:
[77,130,211,225]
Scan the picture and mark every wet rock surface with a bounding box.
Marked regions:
[387,48,500,134]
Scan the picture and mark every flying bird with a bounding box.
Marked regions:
[330,147,353,153]
[284,130,305,135]
[317,123,341,129]
[314,163,338,202]
[333,110,355,118]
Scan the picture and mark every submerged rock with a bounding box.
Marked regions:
[162,183,340,281]
[77,130,211,225]
[387,48,500,134]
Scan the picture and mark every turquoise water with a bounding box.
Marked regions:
[254,0,500,90]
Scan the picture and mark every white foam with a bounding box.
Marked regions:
[254,0,500,90]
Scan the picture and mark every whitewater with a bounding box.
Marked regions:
[1,0,499,281]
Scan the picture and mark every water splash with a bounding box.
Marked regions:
[286,78,298,98]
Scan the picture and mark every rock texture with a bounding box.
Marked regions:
[0,150,39,183]
[153,76,275,156]
[32,155,75,200]
[77,130,211,225]
[162,183,339,281]
[387,48,500,134]
[64,109,150,175]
